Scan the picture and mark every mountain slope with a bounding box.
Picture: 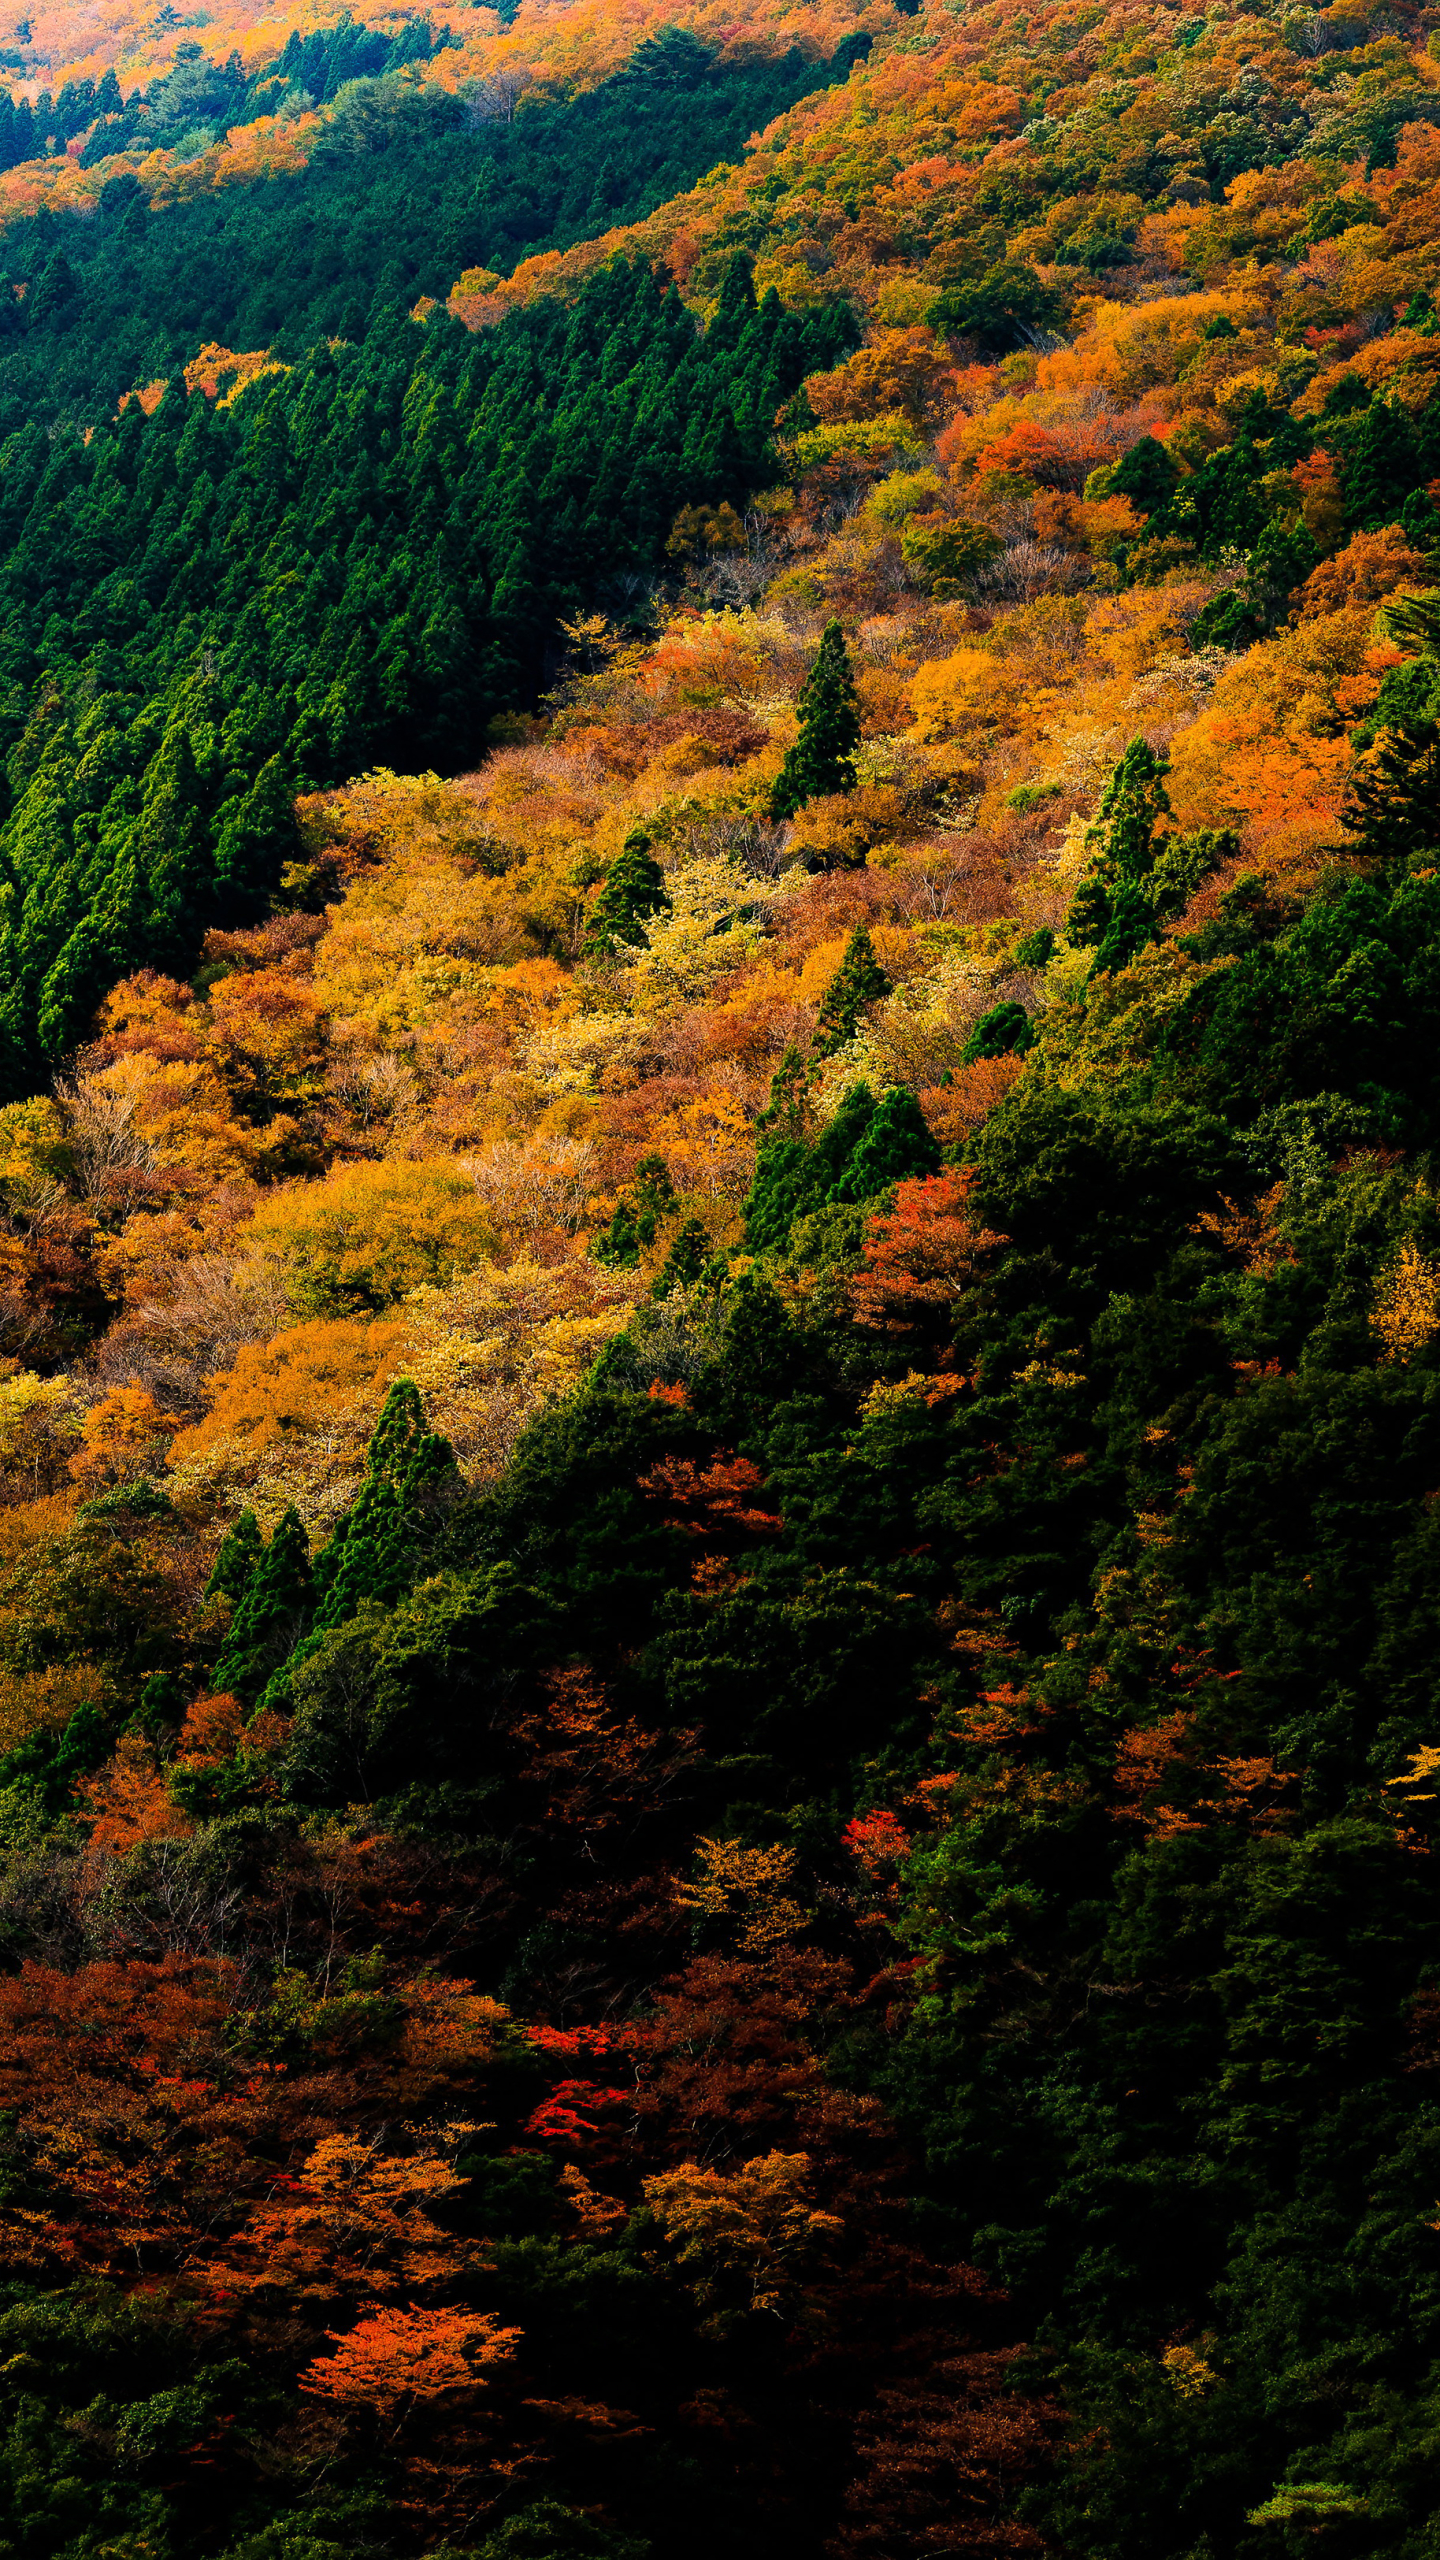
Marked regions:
[0,2,1435,2557]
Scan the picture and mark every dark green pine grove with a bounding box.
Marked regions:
[0,254,853,1090]
[0,26,871,429]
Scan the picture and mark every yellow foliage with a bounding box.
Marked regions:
[0,1658,114,1757]
[909,645,1011,742]
[1384,1744,1440,1803]
[676,1835,809,1954]
[242,1160,494,1317]
[1161,2341,1219,2399]
[642,2151,843,2335]
[1373,1240,1440,1364]
[647,1092,755,1205]
[0,1372,84,1500]
[0,1100,72,1208]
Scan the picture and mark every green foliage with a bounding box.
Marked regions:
[0,250,854,1082]
[0,33,868,424]
[206,1507,263,1608]
[214,1504,312,1701]
[1344,600,1440,867]
[309,1378,457,1635]
[899,511,1003,595]
[583,831,671,959]
[1069,742,1232,974]
[813,924,891,1055]
[962,1000,1035,1062]
[925,258,1068,351]
[594,1154,679,1267]
[651,1217,712,1298]
[770,620,861,821]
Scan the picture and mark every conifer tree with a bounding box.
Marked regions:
[213,754,298,915]
[755,1043,811,1143]
[214,1507,313,1701]
[594,1154,678,1266]
[652,1217,711,1298]
[583,830,671,957]
[1343,604,1440,868]
[831,1085,940,1201]
[962,999,1034,1063]
[814,925,891,1056]
[312,1379,456,1633]
[770,622,861,821]
[206,1509,263,1610]
[1067,736,1173,970]
[1343,398,1420,531]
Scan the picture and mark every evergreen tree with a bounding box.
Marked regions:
[28,249,77,323]
[1107,432,1179,520]
[743,1079,879,1252]
[813,925,891,1056]
[583,830,671,958]
[651,1217,711,1297]
[312,1379,456,1632]
[1343,614,1440,867]
[1067,736,1173,970]
[1343,397,1420,530]
[205,1508,263,1609]
[962,999,1035,1063]
[831,1084,940,1201]
[755,1043,811,1143]
[770,621,861,821]
[212,754,297,914]
[594,1154,678,1265]
[704,251,758,356]
[214,1507,313,1700]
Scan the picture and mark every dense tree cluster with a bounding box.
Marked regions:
[0,250,851,1087]
[0,27,871,425]
[0,0,1434,2550]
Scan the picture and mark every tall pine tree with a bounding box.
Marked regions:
[770,621,861,821]
[583,830,671,957]
[814,925,891,1055]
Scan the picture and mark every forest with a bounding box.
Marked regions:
[0,0,1436,2552]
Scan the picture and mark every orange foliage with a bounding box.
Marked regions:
[69,1385,173,1489]
[82,1733,194,1855]
[170,1314,410,1461]
[805,328,958,431]
[1294,527,1436,619]
[300,2300,521,2416]
[851,1173,1009,1334]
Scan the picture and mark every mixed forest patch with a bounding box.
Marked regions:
[0,0,1437,2556]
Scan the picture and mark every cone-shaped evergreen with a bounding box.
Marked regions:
[754,1043,812,1143]
[311,1379,457,1633]
[583,830,672,957]
[743,1078,879,1251]
[813,925,891,1056]
[652,1217,712,1298]
[205,1508,263,1609]
[830,1084,940,1201]
[1067,737,1173,959]
[1343,596,1440,867]
[214,1507,313,1702]
[593,1154,678,1266]
[770,621,861,821]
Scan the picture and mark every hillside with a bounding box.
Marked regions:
[0,1,1436,2557]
